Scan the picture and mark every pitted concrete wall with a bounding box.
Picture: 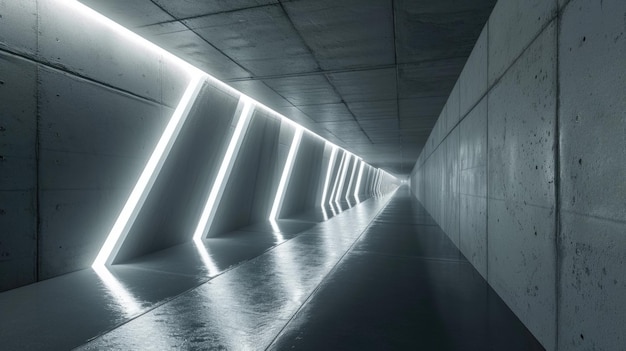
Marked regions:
[409,0,626,350]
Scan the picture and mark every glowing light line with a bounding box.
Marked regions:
[345,157,359,204]
[193,98,254,241]
[270,127,304,223]
[320,146,338,209]
[334,154,351,208]
[354,161,365,202]
[92,76,205,268]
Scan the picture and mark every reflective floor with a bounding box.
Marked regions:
[0,187,543,350]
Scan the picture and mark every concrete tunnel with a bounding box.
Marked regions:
[0,0,625,350]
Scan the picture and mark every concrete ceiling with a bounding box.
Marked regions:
[79,0,496,175]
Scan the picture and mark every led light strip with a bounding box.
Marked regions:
[328,151,346,209]
[345,157,359,204]
[92,76,205,268]
[354,160,365,202]
[334,154,352,207]
[63,0,388,267]
[320,145,338,209]
[270,127,304,223]
[193,98,254,242]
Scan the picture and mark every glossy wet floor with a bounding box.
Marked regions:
[1,188,543,350]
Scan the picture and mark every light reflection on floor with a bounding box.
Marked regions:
[0,194,393,351]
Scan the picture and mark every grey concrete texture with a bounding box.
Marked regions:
[338,156,357,202]
[488,22,557,208]
[488,0,557,86]
[209,111,282,236]
[410,3,563,348]
[459,25,488,118]
[38,0,190,108]
[0,52,37,290]
[459,98,488,278]
[0,0,37,56]
[37,67,174,278]
[115,83,239,262]
[487,24,558,351]
[557,0,626,349]
[279,134,325,219]
[445,81,460,136]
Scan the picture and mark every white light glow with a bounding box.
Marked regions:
[67,0,387,268]
[320,145,338,209]
[334,154,351,208]
[354,161,365,202]
[270,127,304,223]
[193,98,254,241]
[345,157,359,204]
[93,265,143,317]
[372,170,380,196]
[328,152,346,208]
[193,239,220,276]
[92,76,205,268]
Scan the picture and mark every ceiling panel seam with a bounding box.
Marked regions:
[275,1,373,146]
[137,3,276,28]
[147,0,254,78]
[224,56,471,83]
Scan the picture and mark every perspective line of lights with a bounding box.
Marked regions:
[66,0,396,267]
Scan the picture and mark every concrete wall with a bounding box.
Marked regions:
[0,0,392,291]
[409,0,626,350]
[280,134,326,218]
[0,0,190,288]
[115,84,240,262]
[208,110,282,236]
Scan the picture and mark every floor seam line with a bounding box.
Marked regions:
[264,192,397,350]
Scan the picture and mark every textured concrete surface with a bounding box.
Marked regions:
[445,81,460,135]
[557,0,626,349]
[0,52,37,290]
[280,134,326,218]
[459,98,487,278]
[488,0,557,86]
[410,4,560,349]
[0,0,37,55]
[209,111,281,236]
[269,188,542,351]
[488,22,557,350]
[114,84,239,263]
[39,0,163,103]
[37,66,172,278]
[459,25,488,117]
